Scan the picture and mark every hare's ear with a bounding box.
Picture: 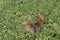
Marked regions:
[37,9,42,16]
[38,13,41,16]
[27,15,33,20]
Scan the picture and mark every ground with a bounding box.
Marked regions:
[0,0,60,40]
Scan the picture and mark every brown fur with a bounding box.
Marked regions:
[23,15,45,33]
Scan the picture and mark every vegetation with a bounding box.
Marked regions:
[0,0,60,40]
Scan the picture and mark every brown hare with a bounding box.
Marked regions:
[23,15,45,33]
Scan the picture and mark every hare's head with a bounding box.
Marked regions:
[23,19,30,26]
[39,15,45,21]
[23,16,32,26]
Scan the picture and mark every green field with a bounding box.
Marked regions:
[0,0,60,40]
